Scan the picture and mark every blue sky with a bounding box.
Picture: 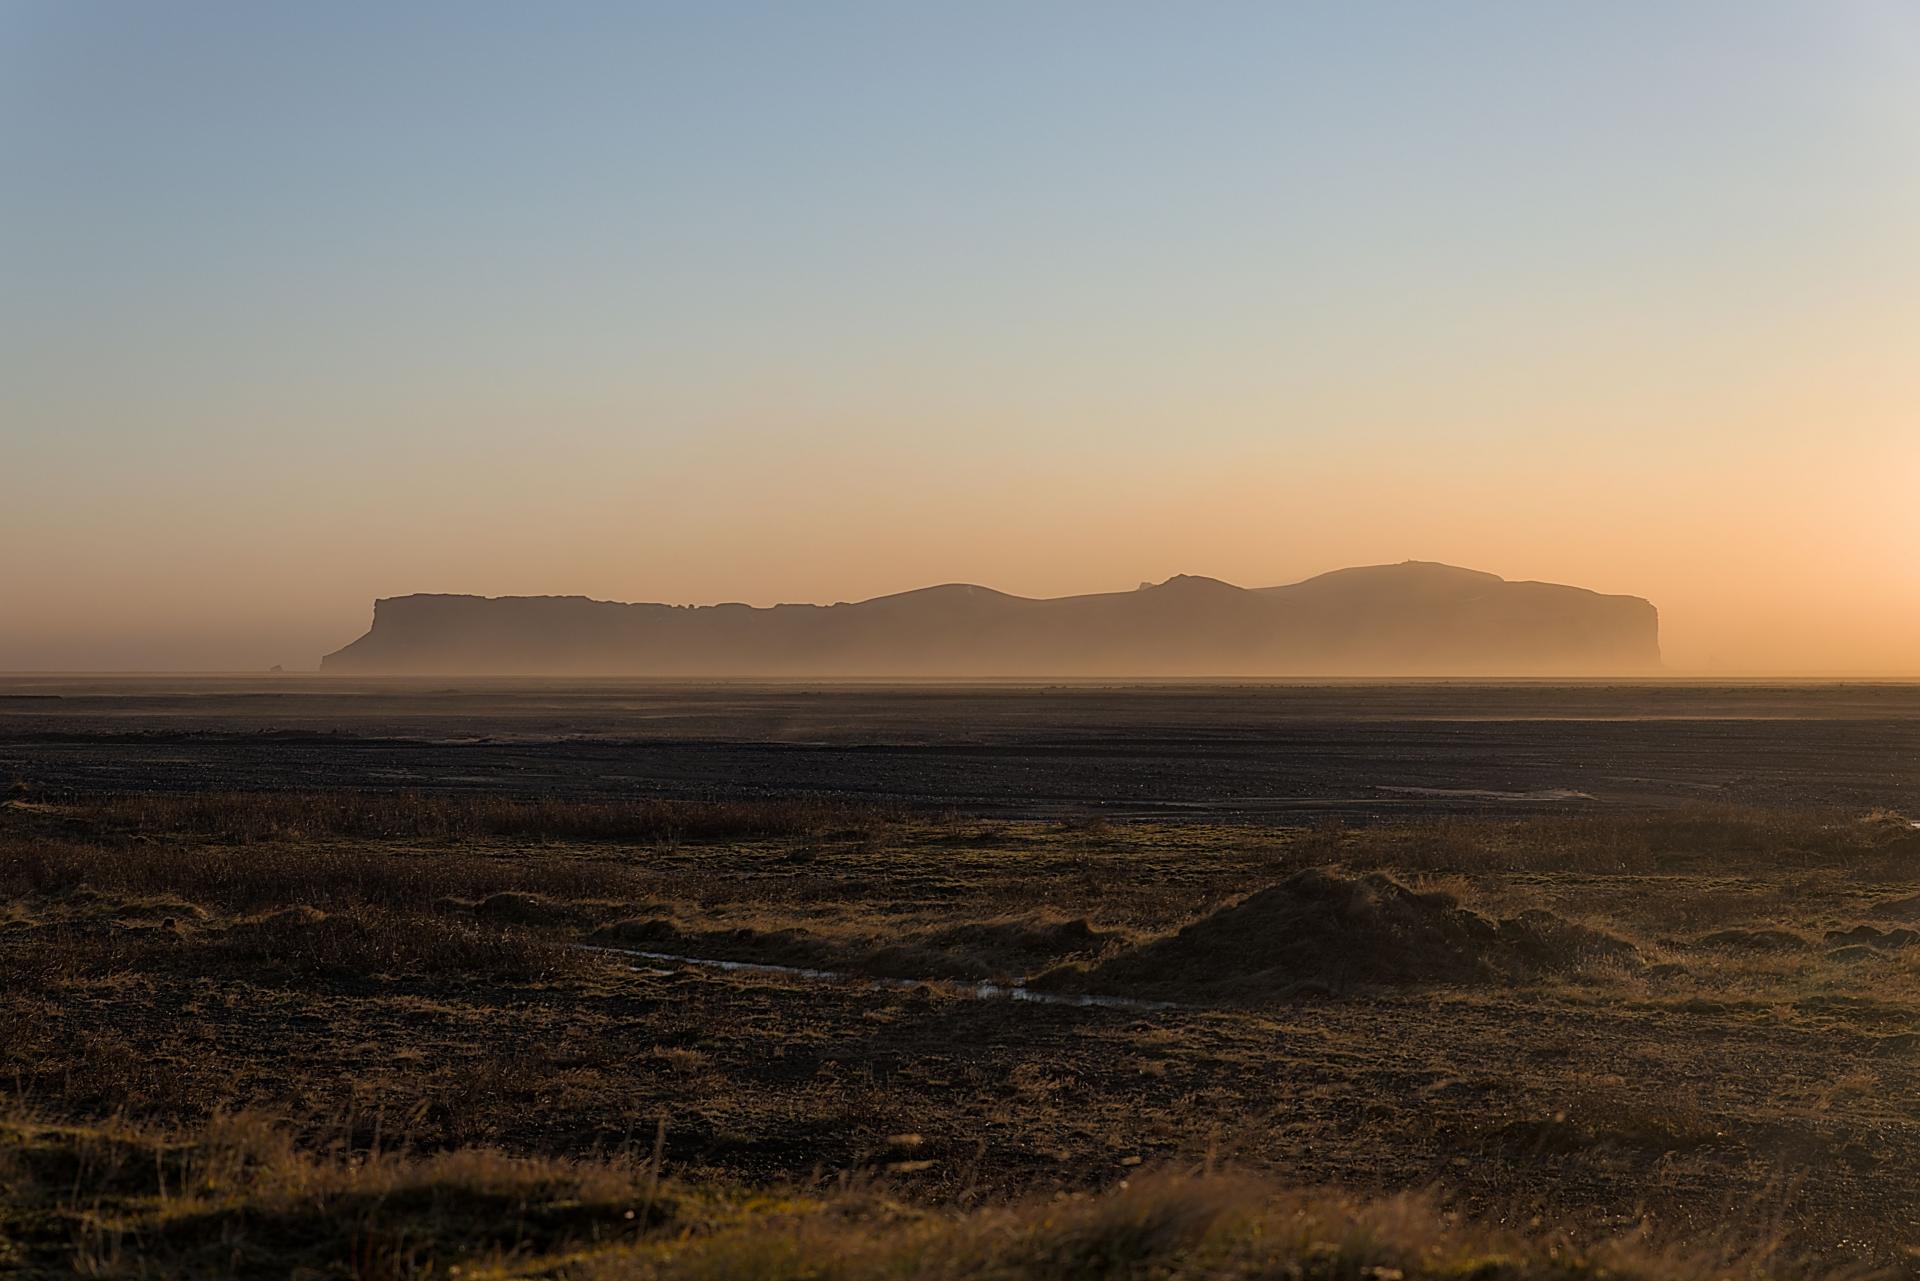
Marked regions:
[3,2,1916,670]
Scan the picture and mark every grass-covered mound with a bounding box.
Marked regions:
[1039,868,1638,999]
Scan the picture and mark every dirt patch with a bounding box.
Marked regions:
[252,905,329,929]
[1034,869,1638,1000]
[1690,928,1814,952]
[591,918,851,971]
[470,891,579,926]
[1825,925,1920,950]
[589,913,1124,983]
[916,916,1121,972]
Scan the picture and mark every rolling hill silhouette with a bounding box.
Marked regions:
[320,561,1659,676]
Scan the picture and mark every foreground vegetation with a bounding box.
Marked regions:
[2,1111,1815,1280]
[6,791,1920,1274]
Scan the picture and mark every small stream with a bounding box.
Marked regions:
[574,944,1176,1011]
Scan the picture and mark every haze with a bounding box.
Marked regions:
[4,2,1916,675]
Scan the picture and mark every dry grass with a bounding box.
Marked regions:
[53,790,897,845]
[1313,807,1918,876]
[8,794,1920,1268]
[0,1111,1829,1281]
[5,905,579,986]
[1,830,627,914]
[0,1109,667,1278]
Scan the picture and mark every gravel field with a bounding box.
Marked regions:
[3,679,1917,817]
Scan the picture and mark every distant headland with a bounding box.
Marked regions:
[320,561,1659,677]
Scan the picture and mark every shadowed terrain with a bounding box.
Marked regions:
[6,680,1918,818]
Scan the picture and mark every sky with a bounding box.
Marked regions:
[3,1,1916,674]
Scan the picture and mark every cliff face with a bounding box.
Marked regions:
[320,562,1660,676]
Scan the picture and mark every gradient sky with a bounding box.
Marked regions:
[4,2,1916,673]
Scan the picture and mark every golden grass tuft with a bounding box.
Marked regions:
[0,1110,1836,1280]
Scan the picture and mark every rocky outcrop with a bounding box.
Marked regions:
[320,561,1659,676]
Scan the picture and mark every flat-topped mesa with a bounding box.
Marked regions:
[320,561,1660,676]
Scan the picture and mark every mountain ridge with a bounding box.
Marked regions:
[321,561,1660,676]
